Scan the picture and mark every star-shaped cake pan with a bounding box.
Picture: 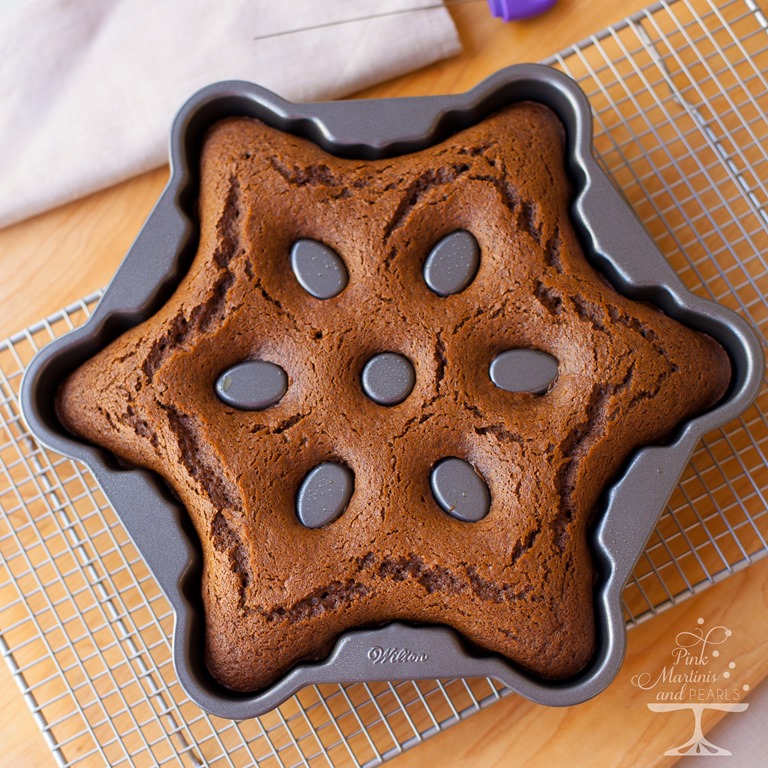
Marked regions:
[22,64,763,717]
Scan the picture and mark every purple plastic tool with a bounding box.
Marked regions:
[488,0,557,22]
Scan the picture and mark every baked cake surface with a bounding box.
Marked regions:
[57,103,731,692]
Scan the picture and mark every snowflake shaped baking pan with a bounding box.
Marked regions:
[21,64,763,718]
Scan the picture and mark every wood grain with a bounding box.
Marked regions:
[1,1,765,766]
[388,558,768,767]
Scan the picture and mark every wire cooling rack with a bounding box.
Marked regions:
[1,0,767,765]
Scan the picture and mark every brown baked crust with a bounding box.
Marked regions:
[56,104,731,692]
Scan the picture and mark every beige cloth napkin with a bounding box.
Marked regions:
[0,0,461,227]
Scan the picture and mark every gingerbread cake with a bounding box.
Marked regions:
[56,103,731,692]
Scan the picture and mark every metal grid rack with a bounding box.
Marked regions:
[1,0,767,764]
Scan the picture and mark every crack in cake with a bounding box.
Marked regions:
[56,103,731,692]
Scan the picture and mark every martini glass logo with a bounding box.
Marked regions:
[631,617,750,757]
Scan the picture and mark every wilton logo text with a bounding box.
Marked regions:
[367,647,428,664]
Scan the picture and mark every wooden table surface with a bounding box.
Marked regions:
[2,1,767,766]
